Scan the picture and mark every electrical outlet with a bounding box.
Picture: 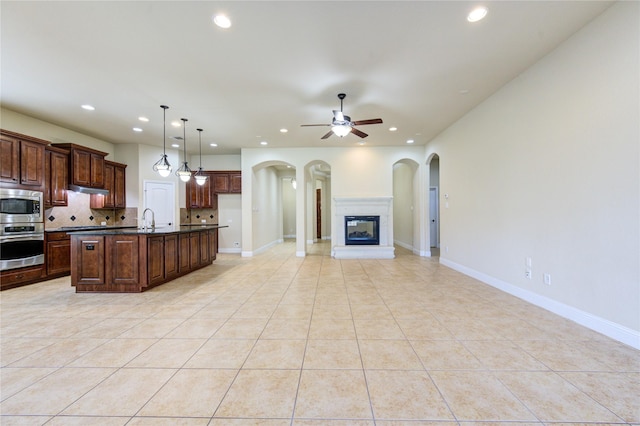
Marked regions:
[525,270,532,280]
[233,242,240,247]
[543,273,551,285]
[201,219,206,223]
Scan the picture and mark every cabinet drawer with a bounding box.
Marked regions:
[46,231,71,241]
[1,265,44,289]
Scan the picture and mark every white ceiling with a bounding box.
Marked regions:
[1,1,612,155]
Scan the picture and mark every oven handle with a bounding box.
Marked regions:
[0,233,44,242]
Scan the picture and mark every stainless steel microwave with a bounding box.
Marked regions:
[0,188,43,224]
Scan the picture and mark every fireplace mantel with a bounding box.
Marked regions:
[333,197,395,259]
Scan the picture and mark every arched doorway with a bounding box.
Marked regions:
[427,153,440,256]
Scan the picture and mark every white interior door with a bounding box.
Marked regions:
[429,187,439,248]
[143,180,175,228]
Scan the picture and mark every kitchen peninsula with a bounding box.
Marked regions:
[70,225,226,292]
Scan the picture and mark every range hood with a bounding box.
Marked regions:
[68,184,109,196]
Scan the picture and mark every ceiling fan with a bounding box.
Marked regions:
[301,93,383,139]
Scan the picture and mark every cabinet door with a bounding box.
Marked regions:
[189,232,200,269]
[50,151,68,206]
[90,153,105,188]
[103,163,115,208]
[209,229,217,261]
[230,173,242,193]
[44,150,52,206]
[47,233,71,277]
[164,234,179,279]
[73,237,105,286]
[72,149,92,186]
[114,164,126,208]
[213,173,230,193]
[178,233,190,273]
[106,235,139,286]
[0,134,19,184]
[187,177,212,208]
[147,236,165,285]
[199,231,209,264]
[20,140,45,187]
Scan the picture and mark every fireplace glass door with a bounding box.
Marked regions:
[345,216,379,245]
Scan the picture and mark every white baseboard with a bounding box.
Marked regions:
[218,248,241,254]
[394,240,413,251]
[242,239,281,257]
[439,257,640,350]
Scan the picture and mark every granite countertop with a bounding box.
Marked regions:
[64,224,226,235]
[46,225,138,233]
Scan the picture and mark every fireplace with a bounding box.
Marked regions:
[333,197,394,259]
[345,216,379,245]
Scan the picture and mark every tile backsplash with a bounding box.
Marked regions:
[45,191,137,229]
[180,208,218,225]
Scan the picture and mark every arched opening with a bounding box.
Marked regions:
[427,153,440,257]
[304,161,331,256]
[392,159,419,254]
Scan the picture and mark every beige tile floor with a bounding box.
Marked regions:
[1,241,639,425]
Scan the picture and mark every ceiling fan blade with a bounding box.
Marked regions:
[301,124,330,127]
[333,110,344,122]
[351,118,383,126]
[321,130,334,139]
[351,128,368,138]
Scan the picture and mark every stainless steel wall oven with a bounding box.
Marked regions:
[0,189,45,271]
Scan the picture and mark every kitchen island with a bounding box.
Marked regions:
[69,225,226,293]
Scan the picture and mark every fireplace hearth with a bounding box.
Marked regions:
[345,216,379,245]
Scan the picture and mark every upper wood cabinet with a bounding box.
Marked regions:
[211,171,241,193]
[229,172,242,193]
[0,130,48,190]
[90,160,127,209]
[186,174,215,209]
[45,146,69,208]
[52,143,108,189]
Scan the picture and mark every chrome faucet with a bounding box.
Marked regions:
[141,208,155,230]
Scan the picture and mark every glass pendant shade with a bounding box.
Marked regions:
[332,124,351,137]
[175,118,191,182]
[194,128,208,186]
[154,105,172,176]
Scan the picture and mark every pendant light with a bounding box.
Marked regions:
[175,118,192,182]
[194,128,208,186]
[153,105,172,177]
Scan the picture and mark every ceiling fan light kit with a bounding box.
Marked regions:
[153,105,173,177]
[301,93,382,140]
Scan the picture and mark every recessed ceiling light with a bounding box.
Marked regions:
[467,6,488,22]
[138,116,149,122]
[260,141,268,146]
[171,143,180,148]
[210,143,218,147]
[171,121,181,127]
[213,14,231,29]
[81,104,95,111]
[132,127,143,132]
[459,89,470,95]
[280,128,288,133]
[406,139,415,144]
[358,142,366,146]
[389,127,397,132]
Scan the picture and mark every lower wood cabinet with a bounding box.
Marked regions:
[46,231,71,278]
[0,265,45,291]
[71,228,219,292]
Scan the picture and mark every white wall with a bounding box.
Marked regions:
[393,162,414,250]
[240,146,425,256]
[217,193,242,253]
[427,2,639,346]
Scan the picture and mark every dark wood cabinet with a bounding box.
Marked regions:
[72,236,105,287]
[46,232,71,278]
[147,236,164,286]
[178,233,191,273]
[71,228,220,292]
[0,265,45,291]
[211,171,241,193]
[230,172,242,193]
[187,174,214,209]
[90,160,127,209]
[106,235,139,288]
[0,130,48,190]
[53,143,107,189]
[45,146,69,208]
[164,234,179,279]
